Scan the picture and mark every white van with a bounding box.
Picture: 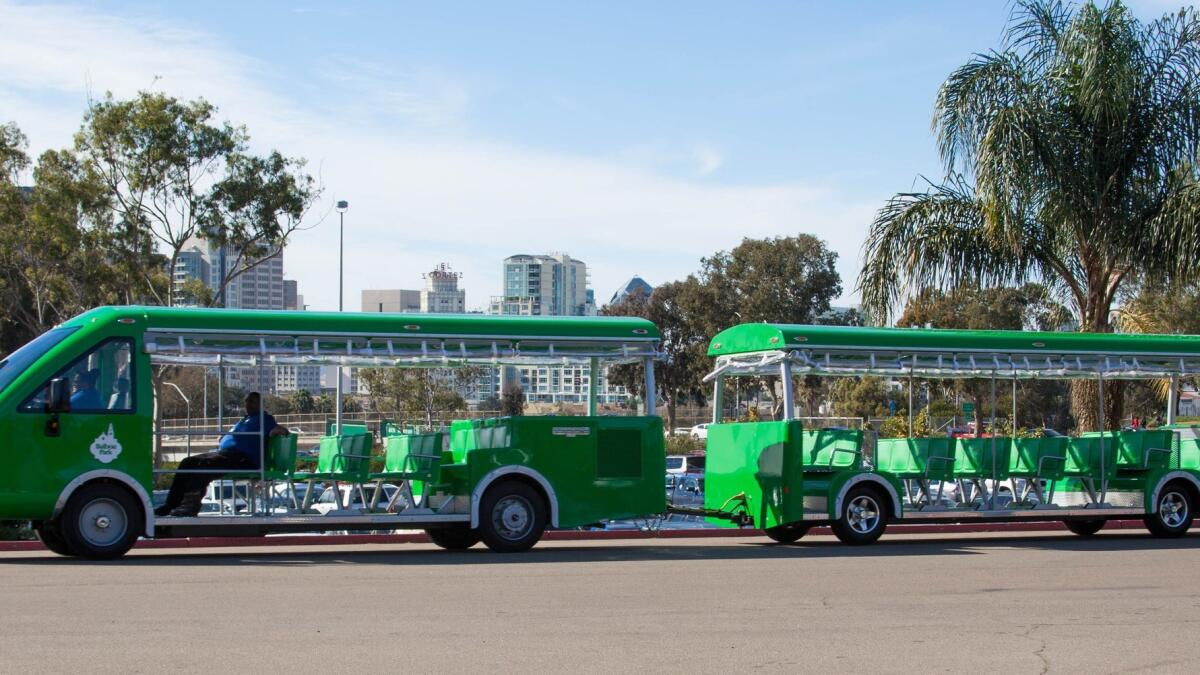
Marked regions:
[665,455,705,475]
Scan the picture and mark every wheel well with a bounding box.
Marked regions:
[73,478,148,537]
[487,474,550,514]
[1162,477,1200,507]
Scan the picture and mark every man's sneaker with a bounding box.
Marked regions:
[153,505,172,517]
[168,506,200,517]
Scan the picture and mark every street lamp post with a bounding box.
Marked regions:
[335,200,348,434]
[164,382,191,457]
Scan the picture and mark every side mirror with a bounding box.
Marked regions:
[46,377,71,413]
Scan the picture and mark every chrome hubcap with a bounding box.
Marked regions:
[847,495,880,534]
[1159,491,1189,528]
[79,498,127,548]
[492,496,533,541]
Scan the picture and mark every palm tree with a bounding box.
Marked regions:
[858,0,1200,431]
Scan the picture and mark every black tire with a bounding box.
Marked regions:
[1064,519,1105,536]
[477,480,547,553]
[425,526,481,550]
[765,523,811,544]
[1145,482,1195,538]
[58,483,141,560]
[832,485,888,545]
[33,520,75,557]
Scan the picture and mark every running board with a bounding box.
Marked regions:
[154,513,470,538]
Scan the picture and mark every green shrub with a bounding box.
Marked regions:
[665,435,705,455]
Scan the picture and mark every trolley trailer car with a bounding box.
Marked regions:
[0,306,665,558]
[700,323,1200,544]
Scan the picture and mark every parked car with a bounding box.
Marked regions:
[689,423,711,440]
[198,497,246,516]
[311,483,400,515]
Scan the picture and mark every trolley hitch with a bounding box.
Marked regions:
[666,492,753,527]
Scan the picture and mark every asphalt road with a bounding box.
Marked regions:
[2,531,1199,673]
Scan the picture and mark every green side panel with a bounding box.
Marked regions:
[1162,424,1200,470]
[954,438,1012,480]
[703,421,806,530]
[875,437,955,480]
[798,429,862,469]
[1009,437,1067,480]
[460,416,665,528]
[708,322,1200,359]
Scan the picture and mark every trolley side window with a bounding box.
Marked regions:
[19,338,136,413]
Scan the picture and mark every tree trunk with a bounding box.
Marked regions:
[1069,302,1124,432]
[666,392,677,436]
[1070,379,1124,432]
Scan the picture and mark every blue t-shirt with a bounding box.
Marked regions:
[218,413,279,466]
[70,388,103,410]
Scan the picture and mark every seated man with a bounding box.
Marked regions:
[70,369,103,410]
[156,392,289,517]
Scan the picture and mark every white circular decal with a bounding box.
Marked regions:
[90,424,123,464]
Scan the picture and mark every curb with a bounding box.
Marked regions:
[0,519,1147,552]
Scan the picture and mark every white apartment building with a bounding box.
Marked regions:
[487,252,628,407]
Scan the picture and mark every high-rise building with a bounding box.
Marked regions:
[609,276,653,305]
[284,280,299,310]
[421,263,466,313]
[361,289,421,313]
[170,237,315,394]
[489,253,594,316]
[486,253,626,406]
[172,245,210,306]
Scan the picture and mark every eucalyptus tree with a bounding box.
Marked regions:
[858,0,1200,430]
[74,91,318,305]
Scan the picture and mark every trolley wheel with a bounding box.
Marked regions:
[33,520,76,557]
[58,483,141,560]
[1145,482,1194,538]
[832,486,887,545]
[1063,519,1105,536]
[478,481,547,553]
[764,523,810,544]
[425,526,481,550]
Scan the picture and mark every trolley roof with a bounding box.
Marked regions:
[706,323,1200,381]
[66,306,660,368]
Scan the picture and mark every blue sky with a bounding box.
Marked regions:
[0,0,1181,311]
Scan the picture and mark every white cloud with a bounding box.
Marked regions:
[0,0,875,312]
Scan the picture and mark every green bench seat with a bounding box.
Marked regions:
[1008,437,1068,481]
[875,437,955,481]
[954,437,1012,480]
[293,433,375,509]
[799,429,863,470]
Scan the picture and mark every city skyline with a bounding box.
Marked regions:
[0,0,1176,314]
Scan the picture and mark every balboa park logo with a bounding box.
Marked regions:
[89,424,123,464]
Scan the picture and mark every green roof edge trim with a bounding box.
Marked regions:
[63,306,660,342]
[708,323,1200,358]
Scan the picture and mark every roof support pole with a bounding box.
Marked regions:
[1167,375,1179,425]
[1012,379,1018,435]
[907,374,914,436]
[217,355,225,431]
[712,374,725,424]
[781,360,795,421]
[990,375,997,511]
[587,357,599,417]
[643,356,657,416]
[1098,371,1107,505]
